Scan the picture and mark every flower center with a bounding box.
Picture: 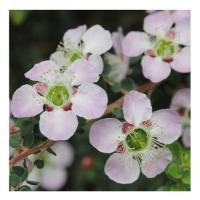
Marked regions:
[125,128,149,151]
[68,52,82,63]
[154,39,176,57]
[47,85,70,106]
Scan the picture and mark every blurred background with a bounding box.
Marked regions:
[9,10,190,191]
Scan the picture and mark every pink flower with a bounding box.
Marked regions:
[50,25,112,78]
[89,91,181,184]
[11,60,108,141]
[122,11,190,83]
[170,88,190,147]
[104,28,129,82]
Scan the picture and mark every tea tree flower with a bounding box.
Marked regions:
[170,88,190,147]
[104,28,129,82]
[50,25,112,77]
[11,60,108,140]
[122,11,190,83]
[27,142,74,190]
[89,91,181,184]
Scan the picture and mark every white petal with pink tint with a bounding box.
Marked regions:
[71,83,108,119]
[141,148,172,178]
[82,25,112,55]
[123,91,152,126]
[88,54,104,74]
[170,88,190,110]
[105,153,140,184]
[122,31,151,57]
[25,60,59,83]
[151,109,182,144]
[63,25,86,47]
[171,10,190,23]
[182,126,190,147]
[89,118,123,153]
[68,59,100,85]
[144,11,173,36]
[171,47,190,73]
[174,18,190,46]
[39,110,78,141]
[11,84,43,118]
[50,51,67,67]
[141,56,171,82]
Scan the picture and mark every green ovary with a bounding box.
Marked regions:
[69,52,82,63]
[47,85,69,106]
[154,39,176,57]
[125,128,149,151]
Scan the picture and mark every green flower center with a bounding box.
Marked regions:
[154,39,176,57]
[68,52,82,63]
[47,85,70,106]
[125,128,149,151]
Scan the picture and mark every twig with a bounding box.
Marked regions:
[9,82,156,166]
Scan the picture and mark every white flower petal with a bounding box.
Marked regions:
[11,85,43,118]
[123,91,152,126]
[89,118,123,153]
[50,51,67,67]
[71,83,108,119]
[105,153,140,184]
[83,25,112,55]
[88,54,104,74]
[39,110,78,141]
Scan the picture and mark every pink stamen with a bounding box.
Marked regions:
[163,56,173,63]
[63,103,72,111]
[146,49,156,57]
[142,120,152,128]
[177,107,187,117]
[117,142,126,153]
[45,104,54,112]
[9,126,19,134]
[122,122,134,134]
[166,30,176,40]
[34,83,48,95]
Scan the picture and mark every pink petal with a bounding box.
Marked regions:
[170,88,190,110]
[89,118,123,153]
[123,91,152,126]
[171,47,190,73]
[174,18,190,46]
[39,110,78,141]
[41,167,67,191]
[25,60,60,83]
[63,25,86,47]
[11,85,43,118]
[88,54,104,74]
[151,109,182,144]
[104,153,140,184]
[182,126,190,147]
[48,142,74,167]
[122,31,151,57]
[71,83,108,119]
[82,25,112,55]
[141,148,172,178]
[112,31,123,54]
[68,59,100,85]
[171,10,190,23]
[141,56,171,83]
[144,11,173,36]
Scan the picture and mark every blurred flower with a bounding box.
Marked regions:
[122,11,190,83]
[11,60,108,140]
[89,91,181,184]
[81,155,95,170]
[170,88,190,147]
[27,142,74,191]
[104,28,129,82]
[50,25,112,76]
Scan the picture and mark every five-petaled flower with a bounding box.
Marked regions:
[170,88,190,147]
[89,91,181,184]
[122,11,190,83]
[11,60,108,140]
[104,28,129,83]
[50,24,112,77]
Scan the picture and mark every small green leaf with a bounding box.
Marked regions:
[23,134,34,147]
[121,78,135,91]
[47,147,56,156]
[9,134,22,148]
[11,166,28,182]
[34,159,44,169]
[18,185,31,191]
[112,107,123,119]
[26,180,40,185]
[111,82,121,93]
[16,118,35,136]
[182,171,190,185]
[9,174,20,187]
[167,141,182,161]
[167,163,182,179]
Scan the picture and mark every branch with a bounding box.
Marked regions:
[9,82,156,166]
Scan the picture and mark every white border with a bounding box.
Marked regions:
[0,0,199,199]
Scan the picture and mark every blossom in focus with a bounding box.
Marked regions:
[89,91,181,184]
[50,24,112,77]
[27,142,74,191]
[104,28,129,82]
[122,11,190,83]
[170,88,190,147]
[11,60,108,140]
